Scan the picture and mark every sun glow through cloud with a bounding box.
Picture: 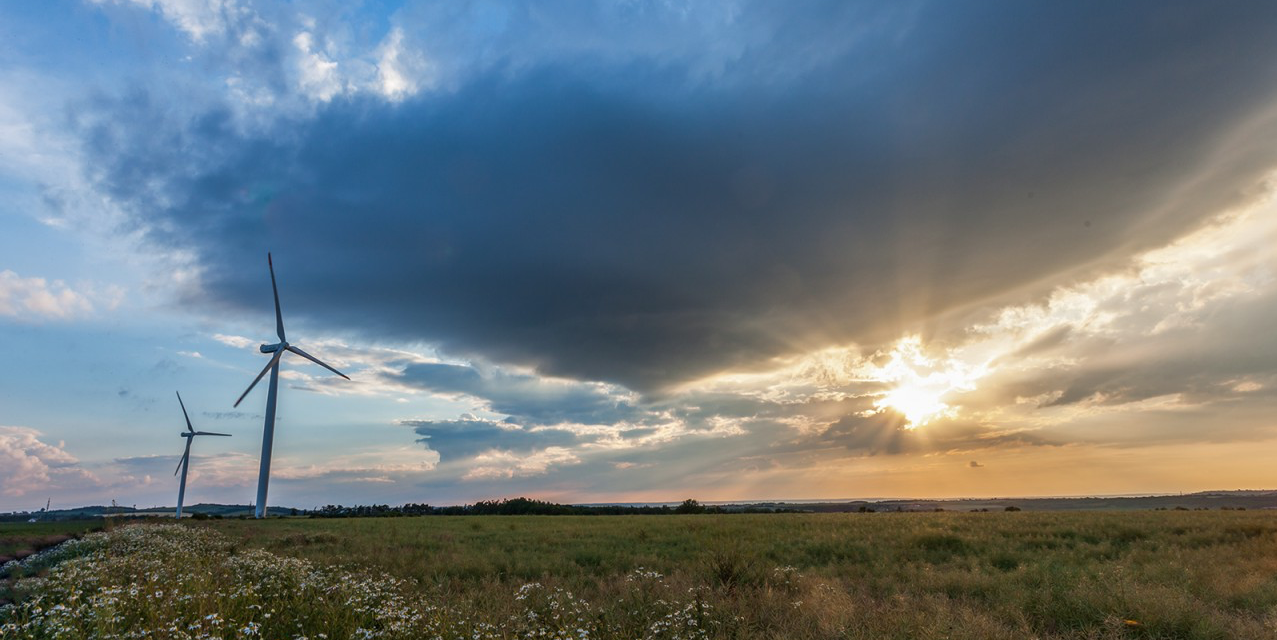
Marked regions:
[675,182,1276,448]
[867,336,986,428]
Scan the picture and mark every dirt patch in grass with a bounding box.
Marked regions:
[1,520,106,578]
[0,534,79,565]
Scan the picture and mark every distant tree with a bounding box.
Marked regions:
[1004,506,1021,512]
[675,499,705,514]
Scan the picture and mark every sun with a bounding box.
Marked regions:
[876,378,955,427]
[867,336,981,428]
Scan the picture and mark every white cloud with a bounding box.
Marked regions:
[374,27,433,101]
[211,333,257,349]
[293,30,344,102]
[0,427,91,497]
[463,447,580,480]
[287,22,437,105]
[613,461,654,470]
[0,270,96,321]
[97,0,256,43]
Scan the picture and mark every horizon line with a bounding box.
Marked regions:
[8,488,1274,515]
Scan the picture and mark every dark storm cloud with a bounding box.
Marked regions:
[813,413,912,455]
[79,1,1277,392]
[402,418,581,459]
[389,362,643,425]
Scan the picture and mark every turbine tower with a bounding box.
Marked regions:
[234,253,349,519]
[174,391,230,520]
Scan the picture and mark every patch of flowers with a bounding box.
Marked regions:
[644,596,713,640]
[0,525,462,639]
[625,568,665,583]
[507,580,714,640]
[0,525,723,640]
[770,565,802,595]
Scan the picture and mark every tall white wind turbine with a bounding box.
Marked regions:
[234,253,349,518]
[174,391,230,520]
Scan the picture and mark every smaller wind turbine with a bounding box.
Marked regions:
[29,498,50,523]
[174,392,230,520]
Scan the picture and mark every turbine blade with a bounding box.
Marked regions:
[234,350,284,407]
[286,345,350,380]
[269,252,286,342]
[193,431,232,437]
[176,391,194,433]
[175,440,192,476]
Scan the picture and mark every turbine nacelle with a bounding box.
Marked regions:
[260,342,284,353]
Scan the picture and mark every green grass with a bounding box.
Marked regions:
[190,510,1277,638]
[5,511,1277,638]
[0,520,103,563]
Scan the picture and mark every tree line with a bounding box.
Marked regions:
[305,497,801,518]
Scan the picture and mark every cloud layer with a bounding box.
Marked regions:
[77,1,1277,392]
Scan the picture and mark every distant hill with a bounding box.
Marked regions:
[746,490,1277,513]
[0,503,300,522]
[5,490,1276,521]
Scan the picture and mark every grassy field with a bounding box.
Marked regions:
[0,520,103,564]
[198,510,1277,638]
[4,511,1277,638]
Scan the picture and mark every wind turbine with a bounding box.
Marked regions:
[174,391,230,520]
[234,253,349,519]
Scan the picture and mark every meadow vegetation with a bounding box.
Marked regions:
[3,511,1277,638]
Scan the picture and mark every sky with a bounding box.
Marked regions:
[2,0,1277,511]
